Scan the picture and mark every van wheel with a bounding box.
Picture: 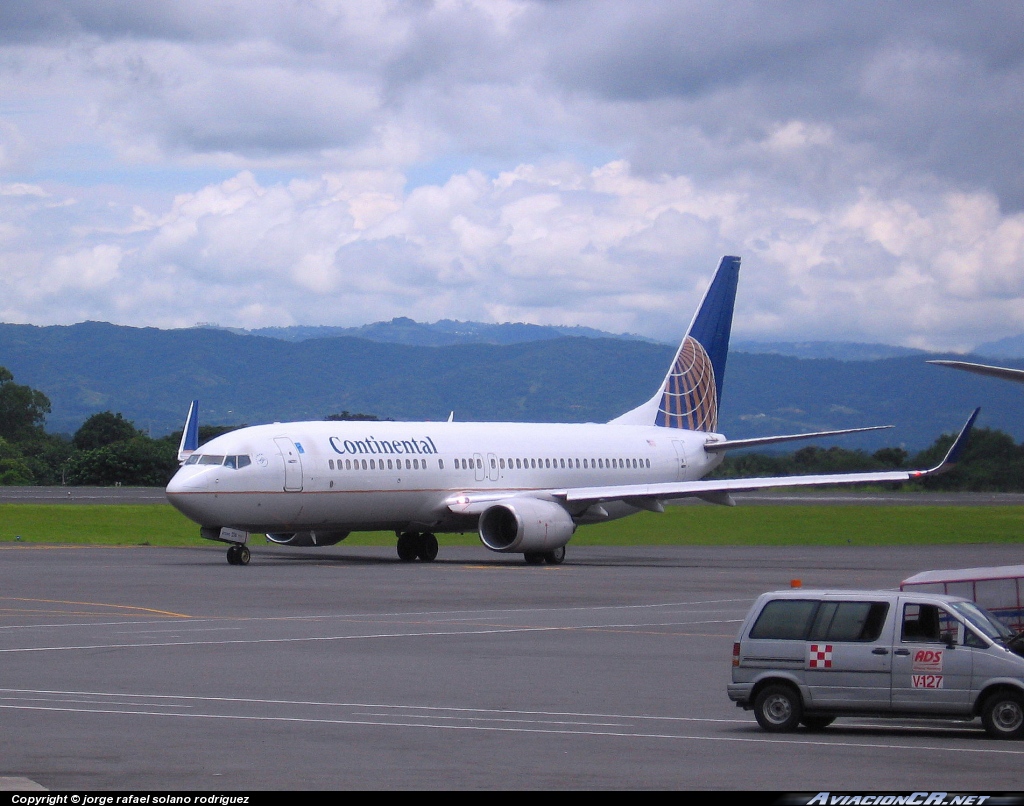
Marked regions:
[801,715,835,731]
[981,691,1024,739]
[753,684,802,732]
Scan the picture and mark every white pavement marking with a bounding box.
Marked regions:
[0,697,1019,756]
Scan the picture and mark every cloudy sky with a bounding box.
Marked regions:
[1,1,1022,350]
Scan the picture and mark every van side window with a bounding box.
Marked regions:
[902,603,941,642]
[964,627,988,649]
[903,603,962,644]
[809,601,889,642]
[749,600,818,640]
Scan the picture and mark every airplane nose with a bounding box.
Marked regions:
[165,469,217,523]
[166,469,205,494]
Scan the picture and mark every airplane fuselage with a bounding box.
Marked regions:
[165,420,724,535]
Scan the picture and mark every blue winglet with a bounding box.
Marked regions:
[177,400,200,462]
[913,407,979,477]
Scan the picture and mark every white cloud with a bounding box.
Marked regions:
[0,1,1022,350]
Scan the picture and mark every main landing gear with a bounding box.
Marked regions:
[523,545,566,565]
[226,544,251,566]
[396,531,439,563]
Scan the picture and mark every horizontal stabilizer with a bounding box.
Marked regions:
[703,424,893,453]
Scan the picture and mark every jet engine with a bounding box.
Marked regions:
[265,530,350,547]
[478,497,575,553]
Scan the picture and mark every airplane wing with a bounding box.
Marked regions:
[445,408,979,515]
[928,359,1024,384]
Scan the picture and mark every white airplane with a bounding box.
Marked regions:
[166,256,979,566]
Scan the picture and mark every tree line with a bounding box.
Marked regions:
[1,365,1022,489]
[711,427,1024,492]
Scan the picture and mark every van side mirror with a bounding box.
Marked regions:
[941,630,958,648]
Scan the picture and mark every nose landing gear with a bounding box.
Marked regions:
[226,544,251,565]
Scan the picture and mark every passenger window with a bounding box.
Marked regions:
[750,600,818,640]
[809,601,889,642]
[438,459,443,469]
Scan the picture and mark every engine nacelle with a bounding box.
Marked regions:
[265,530,350,547]
[478,498,575,553]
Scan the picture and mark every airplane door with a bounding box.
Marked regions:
[672,440,688,481]
[486,452,499,482]
[274,437,304,492]
[473,452,485,482]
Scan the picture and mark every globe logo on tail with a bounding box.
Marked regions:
[656,336,718,431]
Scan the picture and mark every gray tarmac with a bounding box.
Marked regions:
[2,540,1024,791]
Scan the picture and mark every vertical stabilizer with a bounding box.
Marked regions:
[177,400,200,463]
[610,256,740,430]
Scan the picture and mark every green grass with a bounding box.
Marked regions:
[1,503,1023,547]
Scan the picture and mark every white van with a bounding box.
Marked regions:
[728,589,1024,738]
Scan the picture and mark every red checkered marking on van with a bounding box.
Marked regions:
[808,643,833,668]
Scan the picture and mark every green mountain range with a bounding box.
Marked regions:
[0,320,1021,450]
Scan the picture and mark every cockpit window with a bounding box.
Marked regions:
[187,454,250,468]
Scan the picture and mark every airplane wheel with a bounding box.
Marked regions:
[238,545,251,565]
[417,533,438,562]
[226,545,240,565]
[397,533,418,562]
[523,552,544,565]
[544,546,566,565]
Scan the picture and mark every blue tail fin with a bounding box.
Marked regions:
[610,256,740,431]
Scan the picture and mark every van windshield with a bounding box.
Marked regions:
[950,601,1015,641]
